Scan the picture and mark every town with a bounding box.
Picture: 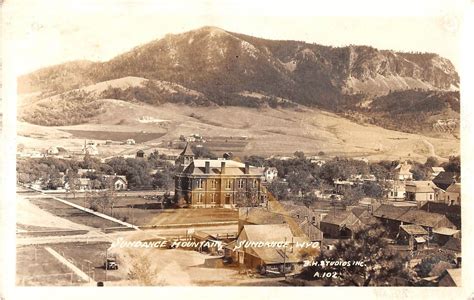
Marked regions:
[16,136,461,287]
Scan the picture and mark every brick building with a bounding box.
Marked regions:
[174,144,266,208]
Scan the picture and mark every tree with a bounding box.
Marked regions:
[300,224,415,286]
[442,156,460,174]
[294,151,305,160]
[191,145,217,159]
[127,253,159,285]
[268,180,289,201]
[424,156,439,168]
[244,155,266,167]
[66,173,79,199]
[362,181,383,198]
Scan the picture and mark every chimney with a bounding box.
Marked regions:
[205,161,210,174]
[245,162,250,174]
[221,161,226,174]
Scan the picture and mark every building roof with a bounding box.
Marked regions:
[405,181,435,193]
[320,211,359,228]
[433,172,458,190]
[240,207,317,240]
[239,224,303,264]
[442,237,461,252]
[419,202,461,215]
[433,227,460,236]
[78,178,90,186]
[446,183,461,194]
[415,237,426,243]
[351,207,370,218]
[372,204,413,220]
[400,224,428,235]
[398,210,451,228]
[182,159,262,176]
[394,161,412,175]
[180,143,195,156]
[193,231,216,240]
[442,269,462,286]
[431,167,445,173]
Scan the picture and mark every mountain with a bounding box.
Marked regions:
[18,26,460,131]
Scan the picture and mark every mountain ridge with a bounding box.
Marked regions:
[18,26,460,133]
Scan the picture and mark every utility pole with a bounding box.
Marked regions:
[283,237,287,279]
[105,248,108,283]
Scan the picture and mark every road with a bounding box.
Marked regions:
[17,224,238,246]
[422,139,448,162]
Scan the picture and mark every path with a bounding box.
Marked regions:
[423,139,448,162]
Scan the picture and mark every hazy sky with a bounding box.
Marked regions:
[2,0,467,75]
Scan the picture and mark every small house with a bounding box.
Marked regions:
[405,181,435,202]
[319,211,362,239]
[398,224,429,250]
[393,161,413,181]
[445,183,461,205]
[231,224,309,275]
[136,150,146,158]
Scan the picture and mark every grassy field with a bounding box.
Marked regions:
[67,196,162,226]
[17,100,460,162]
[29,197,125,229]
[50,242,125,283]
[16,245,85,286]
[60,129,165,143]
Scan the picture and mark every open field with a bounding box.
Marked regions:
[17,100,459,162]
[60,129,165,143]
[16,245,87,286]
[17,195,94,231]
[28,197,125,229]
[50,242,125,282]
[67,196,238,227]
[67,196,163,226]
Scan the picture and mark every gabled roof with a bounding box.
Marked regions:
[394,162,412,175]
[180,143,195,156]
[433,172,458,190]
[372,204,412,220]
[441,269,462,286]
[419,202,461,215]
[400,224,428,235]
[446,183,461,194]
[442,237,461,252]
[398,210,451,228]
[321,211,359,227]
[239,224,304,264]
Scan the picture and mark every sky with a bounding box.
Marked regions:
[2,0,468,75]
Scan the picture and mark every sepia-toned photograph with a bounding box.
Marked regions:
[1,0,472,296]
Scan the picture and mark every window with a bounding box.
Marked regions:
[429,194,433,200]
[394,191,398,197]
[197,193,203,203]
[226,180,232,189]
[210,194,216,203]
[238,179,244,189]
[211,180,216,189]
[197,179,203,189]
[253,180,257,188]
